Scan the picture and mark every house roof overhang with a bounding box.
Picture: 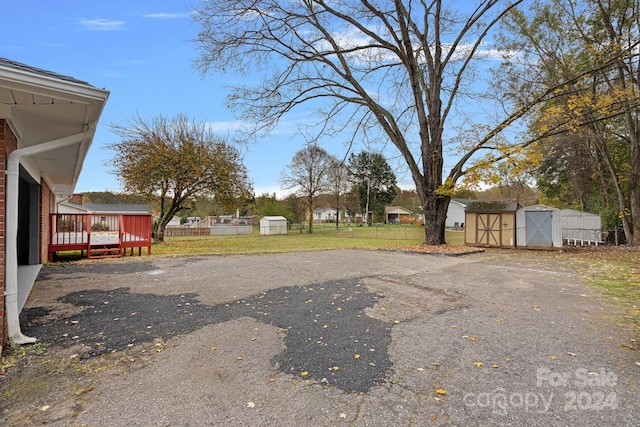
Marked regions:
[0,58,109,197]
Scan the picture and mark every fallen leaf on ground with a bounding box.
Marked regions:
[381,244,483,255]
[246,402,255,408]
[300,371,309,376]
[474,361,483,367]
[436,389,447,395]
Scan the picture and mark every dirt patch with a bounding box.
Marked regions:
[361,275,469,323]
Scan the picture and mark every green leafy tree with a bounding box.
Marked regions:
[283,193,305,225]
[107,113,252,243]
[348,151,397,224]
[254,193,293,222]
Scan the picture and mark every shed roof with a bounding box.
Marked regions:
[560,208,600,218]
[465,200,520,213]
[384,206,412,215]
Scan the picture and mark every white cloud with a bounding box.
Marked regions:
[206,120,246,133]
[142,12,189,19]
[78,19,125,31]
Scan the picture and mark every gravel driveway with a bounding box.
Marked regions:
[1,249,639,426]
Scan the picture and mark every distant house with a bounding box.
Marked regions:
[166,216,182,227]
[447,199,475,228]
[385,206,412,224]
[313,207,342,223]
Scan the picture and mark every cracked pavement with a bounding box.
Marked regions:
[2,249,639,426]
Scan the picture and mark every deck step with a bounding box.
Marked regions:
[88,245,122,259]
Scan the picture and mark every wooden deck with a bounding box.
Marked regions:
[48,213,152,261]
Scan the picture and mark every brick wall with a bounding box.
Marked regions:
[1,119,18,349]
[40,181,55,263]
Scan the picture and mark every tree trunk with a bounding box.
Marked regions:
[335,193,340,230]
[422,193,449,245]
[155,225,165,244]
[307,196,314,234]
[629,133,640,246]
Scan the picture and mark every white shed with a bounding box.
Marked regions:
[260,216,288,235]
[560,209,603,245]
[516,205,562,248]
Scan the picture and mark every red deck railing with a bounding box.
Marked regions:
[48,213,152,261]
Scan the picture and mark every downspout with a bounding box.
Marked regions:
[6,126,95,344]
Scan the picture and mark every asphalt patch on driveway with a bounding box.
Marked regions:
[22,279,391,393]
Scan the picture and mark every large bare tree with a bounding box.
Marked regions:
[191,0,605,245]
[280,144,335,233]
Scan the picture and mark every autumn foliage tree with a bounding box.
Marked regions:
[495,0,640,244]
[107,114,252,242]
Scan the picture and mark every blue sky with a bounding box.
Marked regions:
[3,1,322,197]
[4,1,514,198]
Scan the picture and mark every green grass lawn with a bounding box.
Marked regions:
[153,224,464,256]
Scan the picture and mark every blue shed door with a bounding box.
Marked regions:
[525,211,552,247]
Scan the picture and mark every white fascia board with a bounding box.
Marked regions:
[0,66,110,105]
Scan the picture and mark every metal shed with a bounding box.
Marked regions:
[260,216,288,235]
[560,209,603,245]
[464,201,519,247]
[516,205,562,248]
